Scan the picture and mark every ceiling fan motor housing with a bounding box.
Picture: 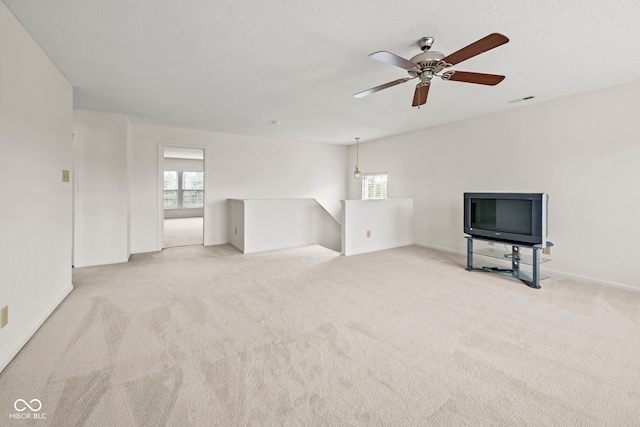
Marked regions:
[408,51,446,78]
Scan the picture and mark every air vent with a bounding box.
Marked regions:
[508,96,536,103]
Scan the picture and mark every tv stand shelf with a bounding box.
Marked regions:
[465,236,553,289]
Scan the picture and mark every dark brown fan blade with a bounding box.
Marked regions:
[411,84,430,107]
[442,33,509,66]
[369,51,420,70]
[443,71,505,86]
[354,77,414,98]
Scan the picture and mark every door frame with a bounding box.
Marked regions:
[72,130,79,267]
[157,142,208,250]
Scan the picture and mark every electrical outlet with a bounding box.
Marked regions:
[1,306,7,328]
[234,227,237,235]
[488,242,494,246]
[366,230,371,238]
[62,169,70,182]
[543,247,551,255]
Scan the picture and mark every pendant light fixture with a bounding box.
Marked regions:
[353,137,362,179]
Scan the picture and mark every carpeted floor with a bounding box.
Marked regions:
[163,217,203,248]
[1,244,639,426]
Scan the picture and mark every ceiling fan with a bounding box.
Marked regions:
[354,33,509,107]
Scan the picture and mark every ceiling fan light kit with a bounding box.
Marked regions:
[354,33,509,108]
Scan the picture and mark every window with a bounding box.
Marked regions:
[182,171,204,208]
[163,171,178,208]
[362,173,388,200]
[163,170,204,208]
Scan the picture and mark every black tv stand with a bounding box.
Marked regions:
[465,236,553,289]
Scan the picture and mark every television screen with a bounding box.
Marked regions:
[471,199,532,235]
[464,192,548,246]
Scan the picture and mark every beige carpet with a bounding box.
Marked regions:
[163,217,203,248]
[1,245,639,426]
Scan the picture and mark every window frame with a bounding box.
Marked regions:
[361,173,388,200]
[181,171,204,208]
[163,170,204,209]
[163,171,179,209]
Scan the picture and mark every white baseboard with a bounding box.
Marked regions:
[0,284,74,373]
[343,241,414,257]
[414,241,466,256]
[540,268,640,293]
[413,242,640,293]
[229,241,244,253]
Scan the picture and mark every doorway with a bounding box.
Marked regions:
[160,145,205,248]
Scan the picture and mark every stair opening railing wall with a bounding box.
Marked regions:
[229,198,413,256]
[228,199,341,254]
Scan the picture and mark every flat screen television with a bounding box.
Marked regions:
[464,192,548,246]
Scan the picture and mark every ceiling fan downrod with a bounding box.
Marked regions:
[417,37,434,52]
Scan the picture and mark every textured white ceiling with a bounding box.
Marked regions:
[4,0,640,145]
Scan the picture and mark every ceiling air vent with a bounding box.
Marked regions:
[508,96,536,103]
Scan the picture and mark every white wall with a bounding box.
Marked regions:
[130,123,348,253]
[348,81,640,290]
[0,2,73,372]
[341,199,414,256]
[228,199,245,252]
[238,199,341,254]
[244,199,317,253]
[312,200,342,253]
[73,109,130,267]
